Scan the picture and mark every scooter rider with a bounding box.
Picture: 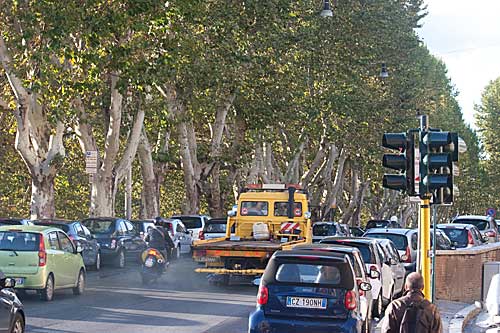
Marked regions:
[146,217,175,262]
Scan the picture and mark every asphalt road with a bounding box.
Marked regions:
[21,258,255,333]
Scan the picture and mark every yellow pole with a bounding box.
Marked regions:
[420,198,431,301]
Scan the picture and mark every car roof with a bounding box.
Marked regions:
[294,243,361,254]
[81,217,121,222]
[0,225,61,233]
[130,219,154,223]
[207,218,227,223]
[0,217,27,222]
[313,221,338,225]
[273,249,350,261]
[364,228,416,235]
[171,215,206,218]
[321,236,379,245]
[33,218,75,224]
[453,215,492,221]
[437,223,471,229]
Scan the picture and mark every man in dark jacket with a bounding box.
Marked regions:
[381,272,442,333]
[146,217,175,261]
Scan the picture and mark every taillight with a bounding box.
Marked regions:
[344,290,357,310]
[486,230,496,238]
[468,231,474,245]
[404,246,412,263]
[356,278,365,296]
[256,285,269,305]
[199,230,204,240]
[38,235,47,267]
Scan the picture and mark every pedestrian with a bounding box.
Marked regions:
[381,272,442,333]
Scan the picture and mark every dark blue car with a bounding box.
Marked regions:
[248,250,371,333]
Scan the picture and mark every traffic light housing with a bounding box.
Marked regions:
[382,132,416,195]
[420,131,458,204]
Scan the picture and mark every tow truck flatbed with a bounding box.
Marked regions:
[194,240,283,251]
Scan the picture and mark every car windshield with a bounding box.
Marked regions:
[453,219,489,231]
[82,219,114,234]
[440,228,468,247]
[366,233,408,251]
[175,217,203,229]
[313,224,337,236]
[0,232,40,251]
[205,222,226,233]
[274,261,354,289]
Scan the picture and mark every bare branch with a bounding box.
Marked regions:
[115,108,145,180]
[40,121,66,176]
[102,72,123,174]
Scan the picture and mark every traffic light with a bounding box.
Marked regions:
[382,132,416,195]
[420,131,458,204]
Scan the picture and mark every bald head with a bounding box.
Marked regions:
[405,272,424,291]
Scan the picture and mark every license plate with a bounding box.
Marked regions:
[145,258,154,267]
[286,297,327,309]
[15,278,24,285]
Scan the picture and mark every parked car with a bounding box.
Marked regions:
[248,250,372,333]
[0,225,86,301]
[0,272,25,332]
[320,237,394,318]
[156,219,193,257]
[130,220,156,241]
[340,224,352,237]
[0,219,32,227]
[312,222,347,242]
[451,215,499,243]
[366,220,400,230]
[200,218,234,240]
[32,219,101,271]
[370,239,406,297]
[81,217,147,268]
[293,243,374,327]
[350,226,365,237]
[170,215,210,242]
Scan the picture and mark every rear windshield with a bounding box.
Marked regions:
[453,219,490,231]
[366,221,389,229]
[0,232,40,251]
[204,222,226,233]
[240,201,268,216]
[366,233,408,251]
[82,219,114,234]
[313,224,337,236]
[175,217,203,229]
[274,261,354,288]
[274,202,302,217]
[440,228,467,246]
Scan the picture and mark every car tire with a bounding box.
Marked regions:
[40,274,54,302]
[115,249,126,268]
[92,251,101,271]
[372,293,383,318]
[9,312,25,333]
[362,317,371,333]
[73,269,85,295]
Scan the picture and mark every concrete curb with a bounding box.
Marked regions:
[448,304,481,333]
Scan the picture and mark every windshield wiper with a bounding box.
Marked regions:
[0,249,19,256]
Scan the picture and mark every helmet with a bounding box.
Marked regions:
[153,216,163,224]
[390,216,398,222]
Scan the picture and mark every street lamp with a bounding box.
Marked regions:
[380,63,389,78]
[320,0,334,17]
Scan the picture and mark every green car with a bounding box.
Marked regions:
[0,225,86,301]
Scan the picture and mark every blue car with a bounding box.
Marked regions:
[248,250,372,333]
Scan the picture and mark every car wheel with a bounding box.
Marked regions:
[115,249,126,268]
[40,274,54,302]
[362,317,371,333]
[10,312,25,333]
[372,293,383,318]
[73,269,85,295]
[93,251,101,271]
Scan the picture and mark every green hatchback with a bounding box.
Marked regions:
[0,225,86,301]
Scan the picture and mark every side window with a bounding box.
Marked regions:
[354,254,366,278]
[125,221,134,234]
[390,244,400,261]
[473,228,482,242]
[117,222,127,235]
[82,225,92,238]
[176,223,185,233]
[411,233,418,250]
[58,232,75,253]
[376,244,385,264]
[351,256,362,278]
[48,232,60,250]
[75,223,86,238]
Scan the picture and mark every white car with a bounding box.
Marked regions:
[158,219,193,257]
[200,218,233,240]
[171,215,210,242]
[372,238,406,297]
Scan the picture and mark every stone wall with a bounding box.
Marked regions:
[435,243,500,303]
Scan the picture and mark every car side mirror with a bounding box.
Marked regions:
[369,269,380,279]
[187,230,192,235]
[76,245,83,253]
[1,278,15,289]
[359,282,372,292]
[400,254,409,262]
[389,258,397,265]
[483,235,489,242]
[252,278,261,287]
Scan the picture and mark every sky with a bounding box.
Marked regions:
[417,0,500,128]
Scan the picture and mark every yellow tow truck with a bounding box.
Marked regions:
[192,184,312,284]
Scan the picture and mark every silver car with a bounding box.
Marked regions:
[437,223,487,248]
[451,215,499,243]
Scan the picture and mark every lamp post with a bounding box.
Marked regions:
[320,0,334,17]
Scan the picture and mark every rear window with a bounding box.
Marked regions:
[274,202,302,217]
[204,222,226,233]
[0,232,40,251]
[313,224,337,236]
[175,217,203,229]
[440,228,467,246]
[240,201,268,216]
[453,219,490,231]
[366,233,408,251]
[274,261,354,288]
[82,219,114,234]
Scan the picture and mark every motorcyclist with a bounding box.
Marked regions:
[145,217,174,263]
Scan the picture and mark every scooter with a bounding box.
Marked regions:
[140,248,168,285]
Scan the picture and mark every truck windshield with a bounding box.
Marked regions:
[240,201,268,216]
[0,232,40,251]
